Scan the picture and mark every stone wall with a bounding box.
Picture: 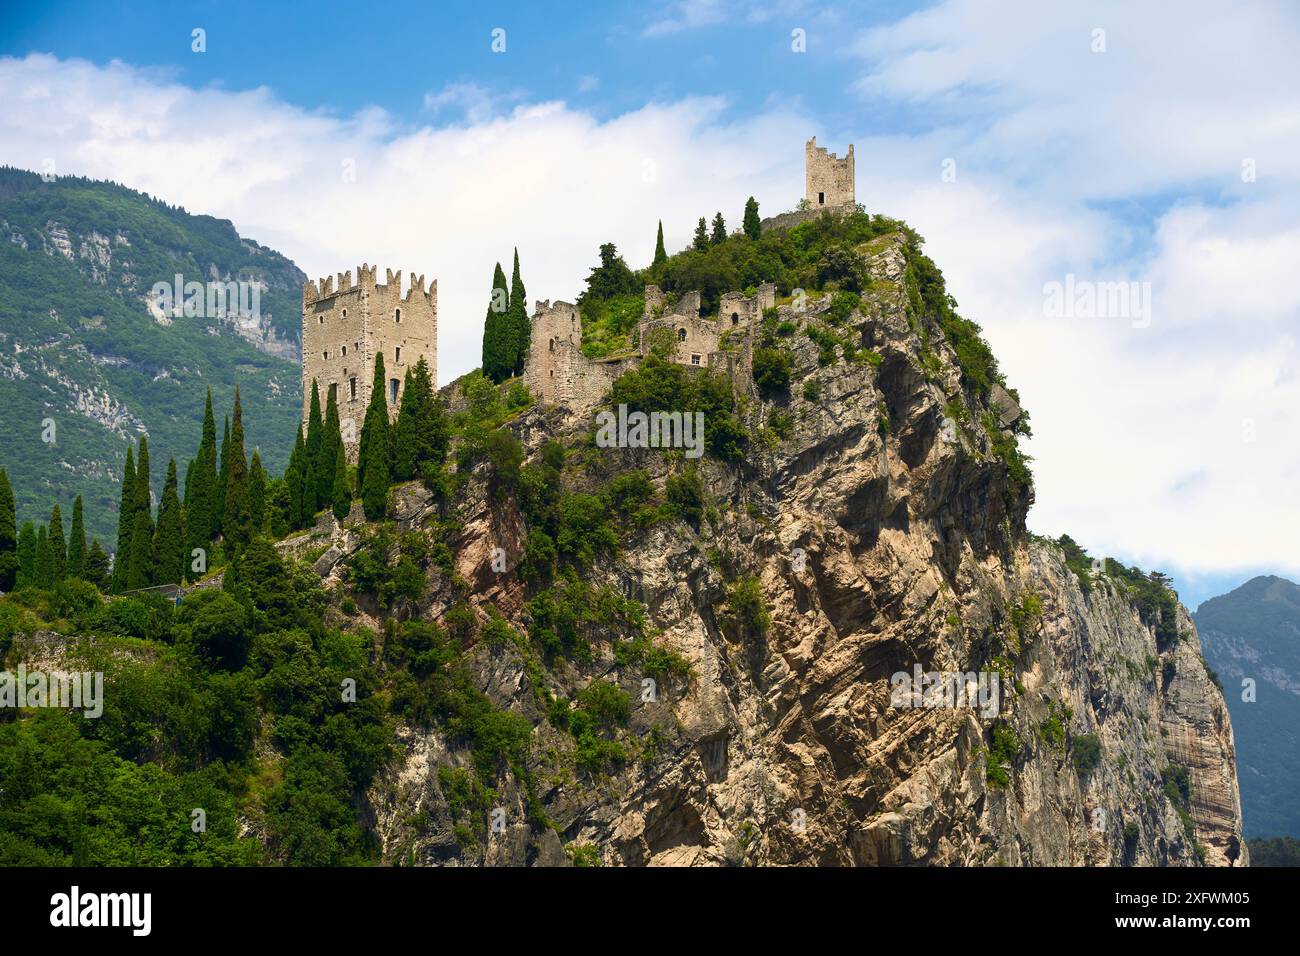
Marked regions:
[523,299,631,415]
[805,136,855,210]
[302,264,437,461]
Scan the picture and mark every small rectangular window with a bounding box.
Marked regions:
[390,378,400,403]
[691,353,701,366]
[349,377,357,400]
[395,346,401,364]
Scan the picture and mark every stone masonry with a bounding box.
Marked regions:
[302,264,436,462]
[805,136,855,210]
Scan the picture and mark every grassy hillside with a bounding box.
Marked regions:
[0,168,304,547]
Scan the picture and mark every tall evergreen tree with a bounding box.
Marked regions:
[16,521,36,588]
[126,511,154,591]
[153,459,186,585]
[35,524,53,589]
[393,357,446,482]
[653,220,668,268]
[507,247,530,376]
[67,495,86,580]
[305,380,324,513]
[223,388,252,550]
[299,457,317,527]
[317,386,342,508]
[481,261,511,383]
[194,388,220,542]
[249,450,267,534]
[743,196,761,240]
[216,415,230,531]
[692,217,709,252]
[49,503,66,582]
[331,444,351,522]
[359,352,392,520]
[134,435,152,516]
[85,539,110,591]
[710,211,727,244]
[0,468,15,554]
[286,427,306,530]
[112,445,137,592]
[0,468,16,591]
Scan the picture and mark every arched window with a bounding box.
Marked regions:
[341,345,347,356]
[678,328,687,342]
[395,308,401,324]
[731,312,740,326]
[549,338,555,352]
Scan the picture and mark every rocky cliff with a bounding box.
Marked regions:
[301,228,1245,866]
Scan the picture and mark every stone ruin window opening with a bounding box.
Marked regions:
[349,377,357,401]
[818,191,825,206]
[390,378,400,403]
[328,383,337,403]
[691,354,701,366]
[341,345,347,356]
[731,312,740,326]
[678,328,687,342]
[395,308,401,324]
[395,346,401,364]
[549,337,556,352]
[342,308,347,319]
[322,351,329,361]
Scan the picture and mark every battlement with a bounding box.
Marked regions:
[302,263,437,306]
[806,136,855,210]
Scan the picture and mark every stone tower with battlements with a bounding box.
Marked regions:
[301,264,436,462]
[805,136,855,210]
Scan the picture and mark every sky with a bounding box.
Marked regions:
[0,0,1297,607]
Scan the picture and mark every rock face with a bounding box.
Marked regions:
[362,233,1245,867]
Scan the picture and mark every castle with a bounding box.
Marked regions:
[301,138,853,428]
[301,265,437,461]
[805,136,855,210]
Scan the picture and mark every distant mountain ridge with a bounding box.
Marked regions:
[0,167,304,546]
[1196,575,1300,838]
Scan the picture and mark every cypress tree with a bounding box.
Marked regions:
[0,468,15,553]
[507,248,530,376]
[0,469,16,591]
[299,456,317,527]
[692,217,709,252]
[112,445,137,591]
[35,524,53,589]
[305,380,324,513]
[197,388,219,541]
[85,539,110,591]
[126,511,154,590]
[653,220,668,268]
[67,495,86,579]
[135,435,152,517]
[481,261,511,383]
[249,450,267,533]
[710,211,727,244]
[743,197,761,240]
[359,352,391,520]
[393,357,445,481]
[16,522,36,588]
[286,427,306,530]
[331,444,351,522]
[216,415,230,531]
[49,503,66,582]
[154,459,186,585]
[223,388,252,550]
[318,386,342,509]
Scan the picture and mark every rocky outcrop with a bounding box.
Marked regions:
[359,232,1245,867]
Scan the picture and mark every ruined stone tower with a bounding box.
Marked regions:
[301,265,436,461]
[805,137,855,210]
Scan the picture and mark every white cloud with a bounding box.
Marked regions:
[642,0,727,38]
[844,0,1300,580]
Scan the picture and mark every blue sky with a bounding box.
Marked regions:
[1,0,1297,605]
